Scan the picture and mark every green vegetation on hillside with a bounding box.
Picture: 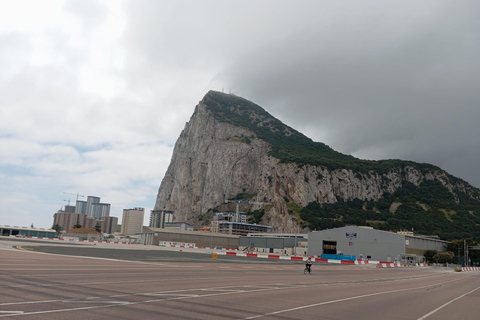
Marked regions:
[249,209,265,224]
[203,91,439,174]
[299,180,480,241]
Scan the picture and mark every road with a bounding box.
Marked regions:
[0,238,479,319]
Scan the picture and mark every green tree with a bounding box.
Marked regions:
[51,224,62,235]
[433,251,454,264]
[424,250,438,263]
[73,223,82,229]
[447,238,477,257]
[94,223,101,233]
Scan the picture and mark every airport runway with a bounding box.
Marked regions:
[0,238,479,319]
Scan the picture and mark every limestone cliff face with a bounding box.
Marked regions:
[154,91,479,232]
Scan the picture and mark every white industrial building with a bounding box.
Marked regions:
[308,226,448,264]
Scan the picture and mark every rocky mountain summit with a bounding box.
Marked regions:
[154,91,480,240]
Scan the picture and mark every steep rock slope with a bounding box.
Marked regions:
[154,91,480,238]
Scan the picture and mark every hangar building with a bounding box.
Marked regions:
[308,226,447,264]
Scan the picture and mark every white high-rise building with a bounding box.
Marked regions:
[92,203,110,219]
[86,196,100,217]
[149,210,174,228]
[75,200,87,214]
[121,208,144,235]
[76,196,110,219]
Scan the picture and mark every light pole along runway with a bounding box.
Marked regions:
[0,240,479,319]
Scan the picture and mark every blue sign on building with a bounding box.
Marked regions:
[346,232,357,239]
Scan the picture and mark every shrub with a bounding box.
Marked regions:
[433,251,454,264]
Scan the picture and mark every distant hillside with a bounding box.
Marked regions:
[155,91,480,241]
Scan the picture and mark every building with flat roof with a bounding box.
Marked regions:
[53,211,97,231]
[165,222,194,231]
[308,226,447,264]
[149,209,174,228]
[64,228,101,241]
[140,228,239,248]
[0,225,56,238]
[214,211,248,224]
[213,221,272,236]
[121,207,144,235]
[75,196,110,219]
[99,216,118,234]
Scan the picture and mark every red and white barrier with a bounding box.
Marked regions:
[461,267,480,271]
[23,236,134,245]
[167,245,196,249]
[213,251,368,265]
[376,262,403,268]
[26,236,55,240]
[377,262,430,268]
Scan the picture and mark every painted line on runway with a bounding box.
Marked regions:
[0,268,448,294]
[0,300,62,307]
[241,275,473,319]
[0,274,251,291]
[201,289,246,292]
[143,294,200,297]
[0,312,24,314]
[0,276,463,318]
[10,247,198,268]
[0,273,469,317]
[65,300,128,305]
[416,284,480,320]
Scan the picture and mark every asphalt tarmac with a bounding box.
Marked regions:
[2,237,305,264]
[1,238,479,319]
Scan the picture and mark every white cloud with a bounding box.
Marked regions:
[1,0,479,229]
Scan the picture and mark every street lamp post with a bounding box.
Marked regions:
[292,217,297,256]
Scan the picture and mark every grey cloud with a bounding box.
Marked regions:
[221,1,480,187]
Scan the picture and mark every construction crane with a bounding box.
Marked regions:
[63,192,85,202]
[225,199,272,217]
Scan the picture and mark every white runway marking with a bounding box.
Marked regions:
[65,301,128,305]
[0,312,24,314]
[241,276,470,319]
[0,271,468,318]
[416,284,480,320]
[143,293,199,297]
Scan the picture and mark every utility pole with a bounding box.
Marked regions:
[292,217,299,256]
[465,240,469,267]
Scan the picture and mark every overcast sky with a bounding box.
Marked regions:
[1,0,479,229]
